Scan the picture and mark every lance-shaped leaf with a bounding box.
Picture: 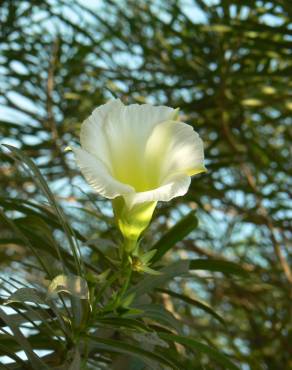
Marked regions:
[0,308,50,370]
[128,260,189,297]
[5,287,45,306]
[156,288,225,325]
[159,334,240,370]
[150,211,198,263]
[189,259,249,276]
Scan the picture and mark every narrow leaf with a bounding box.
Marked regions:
[3,144,82,275]
[159,334,240,370]
[5,288,45,306]
[87,335,180,369]
[189,259,249,276]
[156,288,225,325]
[0,308,49,370]
[128,260,189,297]
[151,211,198,263]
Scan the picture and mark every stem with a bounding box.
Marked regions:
[93,271,120,313]
[114,242,134,304]
[82,336,89,369]
[124,237,138,253]
[119,267,132,301]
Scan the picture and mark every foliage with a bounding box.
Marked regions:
[0,0,291,369]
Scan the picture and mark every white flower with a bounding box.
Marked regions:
[72,99,205,208]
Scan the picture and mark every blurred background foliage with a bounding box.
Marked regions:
[0,0,291,369]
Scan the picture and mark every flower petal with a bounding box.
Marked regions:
[71,147,135,199]
[80,99,124,168]
[124,174,191,208]
[76,100,205,204]
[144,120,206,184]
[105,102,177,178]
[80,99,177,191]
[80,99,175,162]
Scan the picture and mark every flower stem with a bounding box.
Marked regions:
[124,237,138,253]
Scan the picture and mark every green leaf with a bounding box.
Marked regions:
[132,332,169,349]
[137,265,162,275]
[159,334,240,370]
[132,303,182,334]
[0,308,52,328]
[87,334,180,369]
[0,342,27,368]
[0,308,49,370]
[150,211,198,263]
[96,317,150,332]
[5,287,45,306]
[156,288,225,325]
[0,208,51,277]
[139,249,157,264]
[189,259,249,276]
[131,249,162,275]
[3,144,82,275]
[128,260,189,297]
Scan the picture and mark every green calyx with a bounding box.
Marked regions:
[112,197,157,253]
